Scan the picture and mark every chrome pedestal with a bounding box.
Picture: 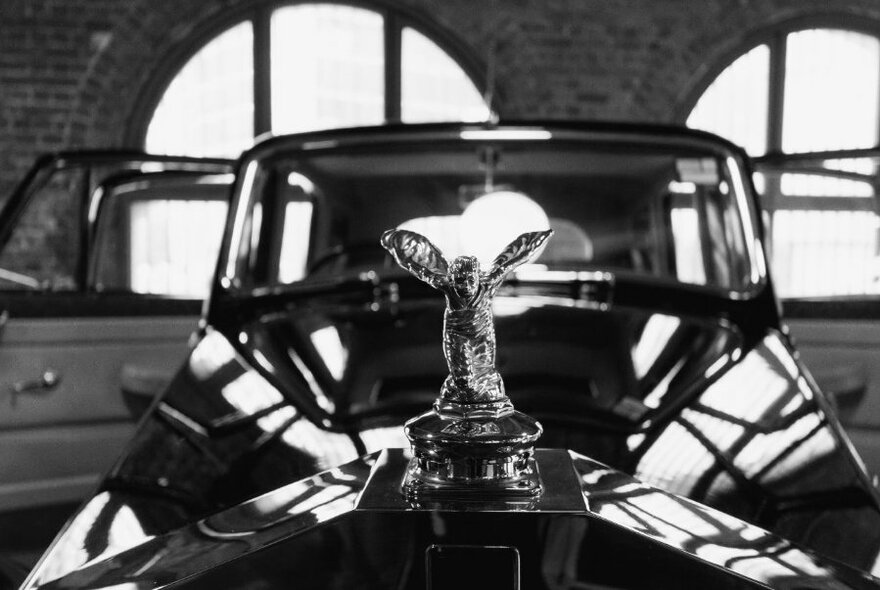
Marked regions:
[402,399,543,501]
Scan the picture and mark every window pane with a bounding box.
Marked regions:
[670,208,706,285]
[278,201,314,283]
[271,5,384,134]
[401,27,490,123]
[781,171,874,197]
[129,199,227,297]
[771,210,879,297]
[782,29,880,152]
[0,168,85,290]
[235,144,755,293]
[687,44,770,156]
[146,22,254,158]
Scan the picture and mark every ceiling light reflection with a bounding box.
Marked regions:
[460,191,551,265]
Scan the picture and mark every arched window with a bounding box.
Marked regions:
[143,3,489,158]
[687,27,880,298]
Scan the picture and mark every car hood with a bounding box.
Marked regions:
[24,449,880,589]
[22,294,880,587]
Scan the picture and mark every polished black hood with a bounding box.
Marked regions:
[23,290,880,587]
[24,450,880,590]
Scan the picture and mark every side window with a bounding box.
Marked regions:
[0,168,86,291]
[91,183,228,298]
[687,28,880,300]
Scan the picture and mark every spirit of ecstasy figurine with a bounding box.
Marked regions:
[381,228,553,407]
[381,227,553,500]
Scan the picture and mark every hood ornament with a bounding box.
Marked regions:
[381,228,553,501]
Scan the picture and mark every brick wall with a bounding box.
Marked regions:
[3,0,880,199]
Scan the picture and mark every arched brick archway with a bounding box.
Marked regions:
[64,0,245,148]
[46,0,880,152]
[72,0,497,151]
[7,0,880,200]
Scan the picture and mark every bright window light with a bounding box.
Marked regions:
[771,210,879,297]
[670,208,706,285]
[782,29,880,153]
[687,44,770,156]
[687,28,880,298]
[460,191,551,265]
[396,192,551,266]
[130,199,227,297]
[146,22,254,158]
[145,6,488,155]
[401,27,490,123]
[278,201,315,283]
[271,5,384,134]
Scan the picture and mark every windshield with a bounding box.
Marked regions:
[226,131,759,294]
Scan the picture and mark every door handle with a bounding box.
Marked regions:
[11,369,62,406]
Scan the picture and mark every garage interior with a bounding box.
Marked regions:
[1,0,880,587]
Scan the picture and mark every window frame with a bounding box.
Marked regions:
[677,14,880,136]
[680,16,880,305]
[126,0,492,149]
[89,180,230,297]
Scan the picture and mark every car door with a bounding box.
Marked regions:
[753,150,880,476]
[0,156,231,515]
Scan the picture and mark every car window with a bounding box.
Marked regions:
[91,180,228,298]
[232,140,756,294]
[0,167,86,291]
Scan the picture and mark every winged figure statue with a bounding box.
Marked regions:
[381,228,553,405]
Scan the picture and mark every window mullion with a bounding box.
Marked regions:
[767,31,787,154]
[764,31,787,227]
[384,12,402,123]
[253,8,272,136]
[876,59,880,147]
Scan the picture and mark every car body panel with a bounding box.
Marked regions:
[24,450,880,590]
[23,124,880,588]
[0,156,231,515]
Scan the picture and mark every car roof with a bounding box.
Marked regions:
[244,120,750,162]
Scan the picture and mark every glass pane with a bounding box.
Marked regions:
[234,140,755,293]
[91,179,228,298]
[278,201,314,283]
[771,209,880,297]
[782,29,880,153]
[670,208,706,285]
[271,5,384,134]
[781,171,874,197]
[146,22,254,158]
[0,168,86,290]
[687,44,770,156]
[401,27,490,123]
[128,199,227,297]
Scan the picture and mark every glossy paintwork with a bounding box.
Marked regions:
[22,125,880,588]
[25,450,880,589]
[25,293,880,587]
[572,452,880,589]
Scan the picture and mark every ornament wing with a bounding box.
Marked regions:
[485,230,553,284]
[381,229,450,289]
